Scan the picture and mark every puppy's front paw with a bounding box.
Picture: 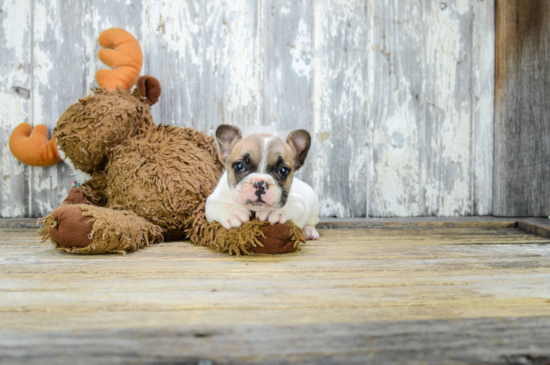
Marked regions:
[256,209,288,225]
[303,225,319,240]
[219,206,251,230]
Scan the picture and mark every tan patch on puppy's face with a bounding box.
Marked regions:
[226,134,295,210]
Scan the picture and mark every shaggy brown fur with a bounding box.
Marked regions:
[80,171,109,206]
[200,219,305,255]
[54,87,155,174]
[105,125,223,241]
[39,204,164,255]
[38,206,303,255]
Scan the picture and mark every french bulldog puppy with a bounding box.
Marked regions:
[205,124,320,240]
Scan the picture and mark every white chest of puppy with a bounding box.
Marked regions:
[205,125,320,240]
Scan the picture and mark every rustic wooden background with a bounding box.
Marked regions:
[0,0,498,218]
[494,0,550,217]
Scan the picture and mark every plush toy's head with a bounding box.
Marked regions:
[54,84,157,175]
[9,28,161,175]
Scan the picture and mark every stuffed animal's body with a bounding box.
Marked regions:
[9,29,305,255]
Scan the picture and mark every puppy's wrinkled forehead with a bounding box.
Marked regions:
[230,133,293,169]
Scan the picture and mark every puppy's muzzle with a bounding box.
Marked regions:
[253,180,269,199]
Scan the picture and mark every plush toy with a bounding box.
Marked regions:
[9,28,305,255]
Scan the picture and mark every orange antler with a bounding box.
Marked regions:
[95,28,143,91]
[9,123,61,167]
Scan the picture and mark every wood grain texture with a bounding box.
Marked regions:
[472,0,495,215]
[263,0,313,130]
[311,0,368,217]
[1,227,550,363]
[146,0,263,130]
[29,0,88,217]
[2,318,550,364]
[0,215,525,230]
[494,0,550,217]
[0,0,30,217]
[422,0,474,216]
[316,216,517,229]
[367,0,425,217]
[0,1,496,218]
[368,0,495,217]
[263,0,313,183]
[518,219,550,240]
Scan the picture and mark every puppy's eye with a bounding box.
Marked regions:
[278,166,290,176]
[234,162,245,172]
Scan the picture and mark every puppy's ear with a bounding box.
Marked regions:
[286,129,311,171]
[216,124,242,164]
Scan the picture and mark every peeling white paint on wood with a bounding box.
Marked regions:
[29,0,87,216]
[263,0,312,183]
[311,0,368,218]
[0,0,495,218]
[368,0,494,217]
[422,0,474,216]
[0,0,31,217]
[472,0,494,216]
[367,0,425,217]
[146,0,264,130]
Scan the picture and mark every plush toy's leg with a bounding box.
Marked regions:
[197,218,306,256]
[252,223,302,254]
[39,205,163,254]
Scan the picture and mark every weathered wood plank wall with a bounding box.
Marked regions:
[0,0,495,218]
[494,0,550,217]
[0,0,30,218]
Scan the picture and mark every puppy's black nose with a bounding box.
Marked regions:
[253,181,268,197]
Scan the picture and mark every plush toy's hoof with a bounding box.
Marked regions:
[251,224,299,254]
[62,187,90,205]
[199,219,305,256]
[39,204,164,254]
[49,205,94,248]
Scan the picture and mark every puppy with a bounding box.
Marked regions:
[205,124,320,240]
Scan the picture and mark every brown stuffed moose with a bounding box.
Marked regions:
[9,28,305,255]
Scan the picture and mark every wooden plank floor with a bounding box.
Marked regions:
[2,226,550,364]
